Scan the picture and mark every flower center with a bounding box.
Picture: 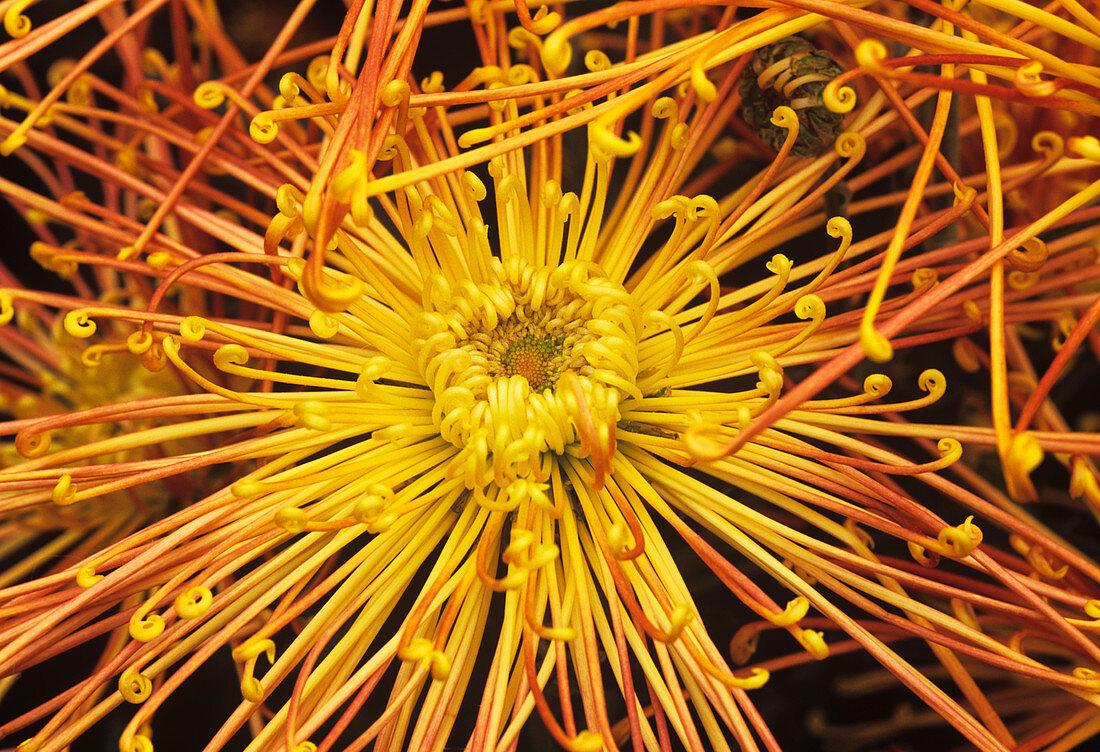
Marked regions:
[413,258,641,491]
[494,330,566,393]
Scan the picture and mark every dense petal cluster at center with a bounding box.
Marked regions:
[416,256,640,491]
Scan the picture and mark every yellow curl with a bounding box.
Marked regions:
[860,322,893,363]
[1004,431,1042,502]
[588,120,642,159]
[854,39,888,71]
[682,422,731,463]
[0,289,14,325]
[275,507,309,533]
[930,516,983,558]
[1069,136,1100,162]
[864,374,892,399]
[308,310,341,339]
[51,473,75,505]
[1015,60,1058,97]
[399,637,452,680]
[76,564,103,588]
[834,131,865,159]
[799,628,830,660]
[690,62,717,103]
[380,79,411,108]
[1070,457,1100,508]
[584,49,611,72]
[4,0,36,38]
[1031,130,1063,160]
[719,666,770,690]
[179,316,207,342]
[564,731,603,752]
[539,30,572,77]
[192,80,228,109]
[249,112,278,144]
[1007,237,1048,273]
[766,596,810,627]
[129,612,165,643]
[1072,667,1100,690]
[823,80,856,113]
[241,676,264,702]
[15,428,51,458]
[64,310,97,338]
[232,637,276,664]
[770,105,798,132]
[121,733,153,752]
[174,586,213,619]
[127,330,153,355]
[911,267,938,289]
[119,666,153,704]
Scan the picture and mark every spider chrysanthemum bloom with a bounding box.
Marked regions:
[3,2,1100,752]
[0,274,190,583]
[0,0,280,592]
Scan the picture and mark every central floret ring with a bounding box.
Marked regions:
[414,257,641,491]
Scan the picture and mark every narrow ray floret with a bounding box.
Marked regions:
[1,1,1100,752]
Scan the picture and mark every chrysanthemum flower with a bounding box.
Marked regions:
[0,0,285,596]
[0,261,190,582]
[2,2,1100,752]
